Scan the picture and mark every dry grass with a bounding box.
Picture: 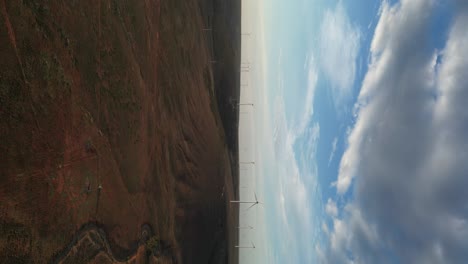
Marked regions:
[0,0,239,263]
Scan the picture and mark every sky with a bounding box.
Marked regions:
[239,0,468,263]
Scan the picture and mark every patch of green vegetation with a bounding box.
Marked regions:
[38,52,72,99]
[0,76,27,124]
[22,0,54,39]
[111,0,123,22]
[0,223,33,262]
[97,32,141,141]
[46,171,58,199]
[0,222,31,240]
[20,48,72,106]
[0,252,33,264]
[57,26,70,48]
[82,108,95,126]
[110,0,134,44]
[157,0,209,117]
[146,236,160,256]
[102,82,133,107]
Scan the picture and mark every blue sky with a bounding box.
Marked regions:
[239,0,468,263]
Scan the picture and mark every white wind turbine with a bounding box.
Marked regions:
[235,241,256,249]
[237,225,254,230]
[230,192,263,211]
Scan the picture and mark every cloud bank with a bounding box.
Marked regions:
[322,0,468,263]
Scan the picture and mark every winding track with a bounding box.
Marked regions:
[50,223,173,264]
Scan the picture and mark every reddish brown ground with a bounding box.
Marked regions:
[0,0,240,263]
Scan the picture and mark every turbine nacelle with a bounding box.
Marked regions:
[245,192,263,211]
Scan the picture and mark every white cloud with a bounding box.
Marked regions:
[326,198,338,217]
[319,2,361,107]
[330,218,348,253]
[327,1,468,263]
[326,205,381,264]
[336,0,433,195]
[288,55,319,141]
[322,221,330,235]
[328,137,338,166]
[315,244,326,264]
[299,57,318,134]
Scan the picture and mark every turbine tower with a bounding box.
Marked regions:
[241,62,251,73]
[236,241,256,249]
[237,225,254,230]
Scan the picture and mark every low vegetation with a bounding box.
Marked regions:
[146,236,160,256]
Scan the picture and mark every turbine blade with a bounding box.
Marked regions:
[254,192,258,202]
[245,203,256,211]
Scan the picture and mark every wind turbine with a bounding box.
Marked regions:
[238,103,254,107]
[230,97,254,106]
[236,241,256,249]
[245,193,263,211]
[230,192,263,211]
[241,65,251,71]
[240,161,255,165]
[241,62,251,73]
[237,225,254,230]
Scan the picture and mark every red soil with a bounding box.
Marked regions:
[0,0,238,263]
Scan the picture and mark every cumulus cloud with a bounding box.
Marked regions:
[325,0,468,263]
[319,2,361,107]
[321,205,382,264]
